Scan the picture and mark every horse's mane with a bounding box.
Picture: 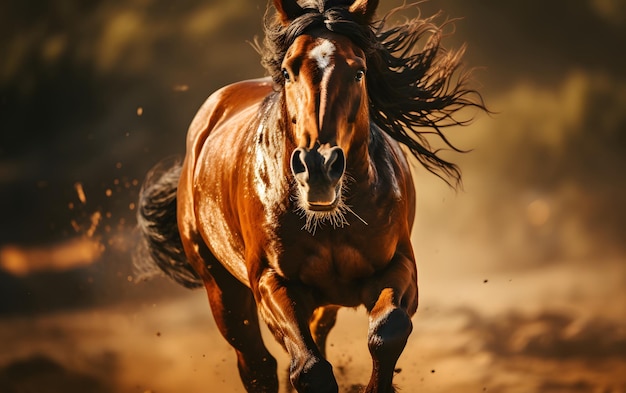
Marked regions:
[259,0,487,186]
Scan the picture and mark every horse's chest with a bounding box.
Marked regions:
[278,234,396,302]
[306,245,374,278]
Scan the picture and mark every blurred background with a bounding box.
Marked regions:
[1,0,625,392]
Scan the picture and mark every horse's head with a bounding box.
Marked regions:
[285,32,367,211]
[274,0,378,217]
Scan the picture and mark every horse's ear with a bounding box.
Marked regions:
[348,0,378,24]
[274,0,305,25]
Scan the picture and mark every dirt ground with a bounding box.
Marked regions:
[1,233,624,392]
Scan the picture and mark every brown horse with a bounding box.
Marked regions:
[135,0,484,392]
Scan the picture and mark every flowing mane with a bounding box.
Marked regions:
[260,0,486,186]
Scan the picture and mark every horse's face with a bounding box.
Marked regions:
[282,31,369,214]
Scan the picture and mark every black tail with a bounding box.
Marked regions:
[133,158,203,289]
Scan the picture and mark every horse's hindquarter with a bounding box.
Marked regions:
[178,78,274,287]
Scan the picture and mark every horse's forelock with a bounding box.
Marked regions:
[261,2,373,85]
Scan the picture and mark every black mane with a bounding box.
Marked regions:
[260,0,487,186]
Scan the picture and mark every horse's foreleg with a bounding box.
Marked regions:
[255,270,339,393]
[364,252,418,393]
[187,242,279,392]
[285,305,339,393]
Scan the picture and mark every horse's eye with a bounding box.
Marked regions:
[282,69,290,82]
[355,69,365,82]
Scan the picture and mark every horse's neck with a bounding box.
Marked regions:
[331,120,369,184]
[257,104,289,172]
[363,123,398,189]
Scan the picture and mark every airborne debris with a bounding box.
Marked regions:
[74,182,86,204]
[85,212,102,238]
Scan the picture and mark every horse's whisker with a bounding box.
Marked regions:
[345,205,368,226]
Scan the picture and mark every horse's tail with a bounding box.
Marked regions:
[133,158,203,289]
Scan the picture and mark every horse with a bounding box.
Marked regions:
[134,0,485,391]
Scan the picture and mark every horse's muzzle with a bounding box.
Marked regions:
[290,145,346,211]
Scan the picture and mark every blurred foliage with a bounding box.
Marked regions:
[0,0,625,256]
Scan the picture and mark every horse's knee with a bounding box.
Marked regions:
[368,308,412,360]
[289,356,338,393]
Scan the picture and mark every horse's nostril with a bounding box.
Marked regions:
[291,146,344,190]
[290,148,307,176]
[326,148,345,182]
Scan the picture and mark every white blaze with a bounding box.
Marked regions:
[309,39,335,70]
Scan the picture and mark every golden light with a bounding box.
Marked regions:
[526,198,551,227]
[0,237,104,276]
